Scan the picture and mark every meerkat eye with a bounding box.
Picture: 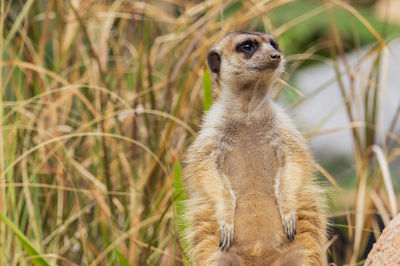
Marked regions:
[236,40,258,55]
[269,39,279,51]
[240,42,253,51]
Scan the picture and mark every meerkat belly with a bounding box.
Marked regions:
[222,127,286,252]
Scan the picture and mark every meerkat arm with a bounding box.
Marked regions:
[213,141,237,251]
[197,167,236,251]
[184,135,236,252]
[274,149,305,241]
[202,160,236,251]
[216,171,236,251]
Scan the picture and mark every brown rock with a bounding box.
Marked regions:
[365,213,400,266]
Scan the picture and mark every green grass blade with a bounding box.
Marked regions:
[173,160,185,201]
[173,159,190,260]
[0,213,50,266]
[173,159,187,234]
[203,69,213,111]
[114,249,130,266]
[4,0,35,51]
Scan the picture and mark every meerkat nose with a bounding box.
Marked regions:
[270,53,281,61]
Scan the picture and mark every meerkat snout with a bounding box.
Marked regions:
[269,52,281,61]
[255,40,282,69]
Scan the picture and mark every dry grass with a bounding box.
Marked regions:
[0,0,399,265]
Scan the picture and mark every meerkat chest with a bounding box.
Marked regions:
[218,118,281,193]
[217,118,285,245]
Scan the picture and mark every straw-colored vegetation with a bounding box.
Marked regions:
[0,0,399,265]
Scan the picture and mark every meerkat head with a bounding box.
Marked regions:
[207,31,284,94]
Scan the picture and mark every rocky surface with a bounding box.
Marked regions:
[365,213,400,265]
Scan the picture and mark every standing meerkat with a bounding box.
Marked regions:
[183,32,327,265]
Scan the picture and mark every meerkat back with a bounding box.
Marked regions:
[183,32,327,266]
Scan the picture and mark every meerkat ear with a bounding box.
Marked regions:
[207,50,221,74]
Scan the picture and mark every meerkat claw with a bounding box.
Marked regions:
[282,212,297,241]
[219,222,234,251]
[219,229,224,247]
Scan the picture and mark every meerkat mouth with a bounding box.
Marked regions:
[252,64,279,72]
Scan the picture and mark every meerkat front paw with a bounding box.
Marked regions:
[282,211,297,241]
[218,221,234,251]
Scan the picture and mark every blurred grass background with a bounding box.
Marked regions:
[0,0,399,265]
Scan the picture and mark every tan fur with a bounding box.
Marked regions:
[183,32,327,265]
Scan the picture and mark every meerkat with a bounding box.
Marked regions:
[183,31,327,266]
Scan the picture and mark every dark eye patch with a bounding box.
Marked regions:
[236,40,258,57]
[269,38,280,51]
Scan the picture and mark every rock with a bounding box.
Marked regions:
[365,213,400,265]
